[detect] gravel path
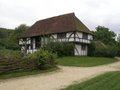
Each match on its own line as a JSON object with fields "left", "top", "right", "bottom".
{"left": 0, "top": 61, "right": 120, "bottom": 90}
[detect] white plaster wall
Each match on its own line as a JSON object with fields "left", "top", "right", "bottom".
{"left": 88, "top": 34, "right": 93, "bottom": 40}
{"left": 66, "top": 32, "right": 74, "bottom": 37}
{"left": 50, "top": 34, "right": 57, "bottom": 42}
{"left": 19, "top": 38, "right": 31, "bottom": 45}
{"left": 28, "top": 50, "right": 33, "bottom": 54}
{"left": 41, "top": 37, "right": 51, "bottom": 44}
{"left": 57, "top": 38, "right": 66, "bottom": 42}
{"left": 76, "top": 32, "right": 82, "bottom": 38}
{"left": 20, "top": 38, "right": 37, "bottom": 54}
{"left": 49, "top": 35, "right": 53, "bottom": 39}
{"left": 52, "top": 34, "right": 57, "bottom": 39}
{"left": 75, "top": 32, "right": 83, "bottom": 42}
{"left": 74, "top": 44, "right": 81, "bottom": 55}
{"left": 76, "top": 32, "right": 93, "bottom": 40}
{"left": 41, "top": 37, "right": 44, "bottom": 44}
{"left": 29, "top": 46, "right": 31, "bottom": 50}
{"left": 26, "top": 38, "right": 30, "bottom": 44}
{"left": 33, "top": 38, "right": 36, "bottom": 49}
{"left": 83, "top": 39, "right": 90, "bottom": 43}
{"left": 21, "top": 46, "right": 25, "bottom": 51}
{"left": 81, "top": 46, "right": 88, "bottom": 55}
{"left": 27, "top": 49, "right": 32, "bottom": 54}
{"left": 74, "top": 44, "right": 88, "bottom": 56}
{"left": 29, "top": 38, "right": 31, "bottom": 44}
{"left": 27, "top": 49, "right": 37, "bottom": 54}
{"left": 19, "top": 39, "right": 26, "bottom": 45}
{"left": 44, "top": 37, "right": 49, "bottom": 44}
{"left": 69, "top": 38, "right": 74, "bottom": 41}
{"left": 33, "top": 49, "right": 37, "bottom": 52}
{"left": 67, "top": 32, "right": 74, "bottom": 41}
{"left": 75, "top": 32, "right": 92, "bottom": 44}
{"left": 19, "top": 39, "right": 23, "bottom": 45}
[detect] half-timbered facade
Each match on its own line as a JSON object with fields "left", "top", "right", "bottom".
{"left": 19, "top": 13, "right": 93, "bottom": 56}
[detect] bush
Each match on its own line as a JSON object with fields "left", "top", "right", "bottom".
{"left": 116, "top": 47, "right": 120, "bottom": 56}
{"left": 0, "top": 49, "right": 22, "bottom": 60}
{"left": 88, "top": 41, "right": 117, "bottom": 58}
{"left": 0, "top": 49, "right": 57, "bottom": 74}
{"left": 88, "top": 42, "right": 95, "bottom": 56}
{"left": 94, "top": 47, "right": 117, "bottom": 58}
{"left": 24, "top": 49, "right": 57, "bottom": 70}
{"left": 42, "top": 42, "right": 74, "bottom": 57}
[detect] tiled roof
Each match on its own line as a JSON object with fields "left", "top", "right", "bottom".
{"left": 20, "top": 13, "right": 92, "bottom": 38}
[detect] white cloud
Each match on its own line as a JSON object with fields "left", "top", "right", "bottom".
{"left": 0, "top": 0, "right": 120, "bottom": 33}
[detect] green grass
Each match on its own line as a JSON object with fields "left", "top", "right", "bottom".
{"left": 57, "top": 56, "right": 117, "bottom": 67}
{"left": 61, "top": 71, "right": 120, "bottom": 90}
{"left": 0, "top": 67, "right": 58, "bottom": 80}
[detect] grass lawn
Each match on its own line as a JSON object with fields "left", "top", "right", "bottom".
{"left": 61, "top": 71, "right": 120, "bottom": 90}
{"left": 0, "top": 67, "right": 58, "bottom": 80}
{"left": 57, "top": 56, "right": 118, "bottom": 67}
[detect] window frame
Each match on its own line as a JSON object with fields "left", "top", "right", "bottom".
{"left": 82, "top": 33, "right": 88, "bottom": 39}
{"left": 57, "top": 33, "right": 66, "bottom": 39}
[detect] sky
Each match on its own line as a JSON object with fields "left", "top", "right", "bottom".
{"left": 0, "top": 0, "right": 120, "bottom": 34}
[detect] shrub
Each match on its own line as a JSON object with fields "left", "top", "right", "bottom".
{"left": 88, "top": 41, "right": 117, "bottom": 58}
{"left": 26, "top": 49, "right": 57, "bottom": 70}
{"left": 88, "top": 42, "right": 95, "bottom": 56}
{"left": 117, "top": 50, "right": 120, "bottom": 56}
{"left": 0, "top": 49, "right": 57, "bottom": 74}
{"left": 42, "top": 42, "right": 74, "bottom": 57}
{"left": 94, "top": 47, "right": 117, "bottom": 58}
{"left": 0, "top": 49, "right": 22, "bottom": 60}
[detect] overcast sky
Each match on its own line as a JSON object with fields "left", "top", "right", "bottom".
{"left": 0, "top": 0, "right": 120, "bottom": 34}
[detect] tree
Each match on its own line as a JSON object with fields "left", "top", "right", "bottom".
{"left": 8, "top": 24, "right": 30, "bottom": 50}
{"left": 117, "top": 35, "right": 120, "bottom": 43}
{"left": 0, "top": 24, "right": 29, "bottom": 50}
{"left": 94, "top": 26, "right": 116, "bottom": 46}
{"left": 14, "top": 24, "right": 29, "bottom": 34}
{"left": 116, "top": 35, "right": 120, "bottom": 48}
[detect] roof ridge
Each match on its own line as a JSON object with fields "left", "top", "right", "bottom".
{"left": 36, "top": 12, "right": 75, "bottom": 23}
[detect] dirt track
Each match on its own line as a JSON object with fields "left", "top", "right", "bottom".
{"left": 0, "top": 61, "right": 120, "bottom": 90}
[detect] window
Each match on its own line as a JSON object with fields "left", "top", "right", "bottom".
{"left": 82, "top": 33, "right": 88, "bottom": 39}
{"left": 81, "top": 45, "right": 86, "bottom": 50}
{"left": 23, "top": 38, "right": 26, "bottom": 41}
{"left": 31, "top": 44, "right": 33, "bottom": 49}
{"left": 27, "top": 45, "right": 29, "bottom": 49}
{"left": 35, "top": 37, "right": 41, "bottom": 49}
{"left": 57, "top": 33, "right": 66, "bottom": 39}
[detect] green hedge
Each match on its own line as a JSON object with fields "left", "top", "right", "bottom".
{"left": 88, "top": 42, "right": 95, "bottom": 56}
{"left": 94, "top": 47, "right": 117, "bottom": 58}
{"left": 88, "top": 42, "right": 117, "bottom": 58}
{"left": 42, "top": 42, "right": 74, "bottom": 57}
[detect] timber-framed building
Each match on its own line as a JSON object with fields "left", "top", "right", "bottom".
{"left": 19, "top": 13, "right": 93, "bottom": 56}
